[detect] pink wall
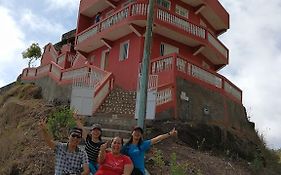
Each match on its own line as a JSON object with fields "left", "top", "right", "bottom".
{"left": 77, "top": 14, "right": 91, "bottom": 34}
{"left": 41, "top": 44, "right": 56, "bottom": 66}
{"left": 87, "top": 33, "right": 143, "bottom": 90}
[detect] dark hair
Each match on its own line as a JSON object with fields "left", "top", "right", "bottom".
{"left": 70, "top": 127, "right": 83, "bottom": 137}
{"left": 89, "top": 130, "right": 102, "bottom": 141}
{"left": 112, "top": 136, "right": 124, "bottom": 146}
{"left": 124, "top": 131, "right": 143, "bottom": 151}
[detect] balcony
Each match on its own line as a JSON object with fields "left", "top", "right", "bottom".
{"left": 76, "top": 2, "right": 228, "bottom": 66}
{"left": 180, "top": 0, "right": 229, "bottom": 32}
{"left": 150, "top": 53, "right": 242, "bottom": 102}
{"left": 80, "top": 0, "right": 119, "bottom": 17}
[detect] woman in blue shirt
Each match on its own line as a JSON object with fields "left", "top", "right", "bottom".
{"left": 122, "top": 126, "right": 177, "bottom": 175}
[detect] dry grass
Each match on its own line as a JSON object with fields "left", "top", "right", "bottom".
{"left": 0, "top": 83, "right": 41, "bottom": 107}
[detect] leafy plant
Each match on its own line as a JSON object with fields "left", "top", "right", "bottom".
{"left": 22, "top": 43, "right": 42, "bottom": 67}
{"left": 170, "top": 153, "right": 188, "bottom": 175}
{"left": 151, "top": 149, "right": 165, "bottom": 174}
{"left": 47, "top": 107, "right": 76, "bottom": 140}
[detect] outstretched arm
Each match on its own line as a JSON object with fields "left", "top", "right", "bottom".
{"left": 151, "top": 128, "right": 177, "bottom": 145}
{"left": 38, "top": 118, "right": 56, "bottom": 150}
{"left": 73, "top": 110, "right": 87, "bottom": 140}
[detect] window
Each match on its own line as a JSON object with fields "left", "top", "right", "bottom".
{"left": 175, "top": 5, "right": 189, "bottom": 18}
{"left": 157, "top": 0, "right": 171, "bottom": 10}
{"left": 160, "top": 43, "right": 165, "bottom": 56}
{"left": 119, "top": 41, "right": 130, "bottom": 61}
{"left": 160, "top": 42, "right": 179, "bottom": 56}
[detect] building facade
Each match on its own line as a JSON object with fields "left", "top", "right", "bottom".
{"left": 21, "top": 0, "right": 247, "bottom": 129}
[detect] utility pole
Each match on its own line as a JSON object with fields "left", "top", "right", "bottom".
{"left": 137, "top": 0, "right": 155, "bottom": 129}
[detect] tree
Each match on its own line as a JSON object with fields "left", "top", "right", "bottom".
{"left": 22, "top": 43, "right": 42, "bottom": 67}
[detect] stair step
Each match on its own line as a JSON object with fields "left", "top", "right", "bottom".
{"left": 84, "top": 127, "right": 132, "bottom": 138}
{"left": 102, "top": 136, "right": 130, "bottom": 143}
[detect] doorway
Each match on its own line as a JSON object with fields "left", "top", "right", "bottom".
{"left": 101, "top": 49, "right": 110, "bottom": 70}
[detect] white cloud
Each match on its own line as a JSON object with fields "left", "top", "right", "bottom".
{"left": 44, "top": 0, "right": 80, "bottom": 11}
{"left": 0, "top": 6, "right": 27, "bottom": 85}
{"left": 0, "top": 6, "right": 25, "bottom": 62}
{"left": 219, "top": 0, "right": 281, "bottom": 149}
{"left": 20, "top": 9, "right": 65, "bottom": 35}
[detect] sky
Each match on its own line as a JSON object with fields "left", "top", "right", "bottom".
{"left": 0, "top": 0, "right": 280, "bottom": 149}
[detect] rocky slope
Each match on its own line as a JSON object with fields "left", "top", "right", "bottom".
{"left": 0, "top": 83, "right": 280, "bottom": 175}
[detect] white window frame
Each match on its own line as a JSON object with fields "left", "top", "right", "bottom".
{"left": 160, "top": 42, "right": 179, "bottom": 56}
{"left": 175, "top": 5, "right": 189, "bottom": 18}
{"left": 119, "top": 40, "right": 130, "bottom": 61}
{"left": 157, "top": 0, "right": 171, "bottom": 10}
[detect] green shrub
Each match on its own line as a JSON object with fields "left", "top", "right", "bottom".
{"left": 47, "top": 107, "right": 76, "bottom": 140}
{"left": 170, "top": 153, "right": 188, "bottom": 175}
{"left": 151, "top": 149, "right": 165, "bottom": 174}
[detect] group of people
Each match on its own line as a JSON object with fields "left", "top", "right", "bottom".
{"left": 39, "top": 112, "right": 177, "bottom": 175}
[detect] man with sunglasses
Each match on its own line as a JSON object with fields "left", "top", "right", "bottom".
{"left": 39, "top": 118, "right": 90, "bottom": 175}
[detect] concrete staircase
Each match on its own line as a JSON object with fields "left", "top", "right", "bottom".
{"left": 84, "top": 113, "right": 136, "bottom": 142}
{"left": 96, "top": 87, "right": 136, "bottom": 115}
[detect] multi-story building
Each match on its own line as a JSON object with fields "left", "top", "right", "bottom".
{"left": 21, "top": 0, "right": 249, "bottom": 130}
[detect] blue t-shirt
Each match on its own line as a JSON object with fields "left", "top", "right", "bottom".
{"left": 122, "top": 140, "right": 151, "bottom": 175}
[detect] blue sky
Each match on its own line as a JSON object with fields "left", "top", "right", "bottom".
{"left": 0, "top": 0, "right": 281, "bottom": 149}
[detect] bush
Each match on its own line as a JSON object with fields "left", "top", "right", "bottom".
{"left": 47, "top": 107, "right": 76, "bottom": 140}
{"left": 170, "top": 153, "right": 188, "bottom": 175}
{"left": 151, "top": 149, "right": 165, "bottom": 174}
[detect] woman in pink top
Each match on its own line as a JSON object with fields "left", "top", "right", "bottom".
{"left": 96, "top": 137, "right": 133, "bottom": 175}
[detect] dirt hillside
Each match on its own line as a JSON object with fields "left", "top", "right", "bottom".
{"left": 0, "top": 83, "right": 280, "bottom": 175}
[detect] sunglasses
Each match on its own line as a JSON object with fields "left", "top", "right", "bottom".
{"left": 71, "top": 134, "right": 81, "bottom": 138}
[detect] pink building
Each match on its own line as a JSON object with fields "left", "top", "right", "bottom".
{"left": 22, "top": 0, "right": 247, "bottom": 128}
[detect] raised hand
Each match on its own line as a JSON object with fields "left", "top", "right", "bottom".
{"left": 72, "top": 109, "right": 80, "bottom": 120}
{"left": 169, "top": 128, "right": 177, "bottom": 137}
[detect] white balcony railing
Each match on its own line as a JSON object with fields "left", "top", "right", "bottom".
{"left": 151, "top": 56, "right": 173, "bottom": 74}
{"left": 131, "top": 3, "right": 148, "bottom": 16}
{"left": 224, "top": 81, "right": 242, "bottom": 101}
{"left": 151, "top": 54, "right": 241, "bottom": 102}
{"left": 77, "top": 25, "right": 99, "bottom": 43}
{"left": 61, "top": 67, "right": 89, "bottom": 80}
{"left": 208, "top": 32, "right": 228, "bottom": 58}
{"left": 156, "top": 88, "right": 172, "bottom": 106}
{"left": 101, "top": 7, "right": 129, "bottom": 31}
{"left": 191, "top": 64, "right": 222, "bottom": 88}
{"left": 157, "top": 9, "right": 206, "bottom": 39}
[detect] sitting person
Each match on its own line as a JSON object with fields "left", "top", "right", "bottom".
{"left": 95, "top": 137, "right": 133, "bottom": 175}
{"left": 73, "top": 112, "right": 104, "bottom": 174}
{"left": 122, "top": 126, "right": 177, "bottom": 175}
{"left": 38, "top": 118, "right": 90, "bottom": 175}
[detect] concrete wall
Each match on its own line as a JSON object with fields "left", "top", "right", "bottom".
{"left": 22, "top": 76, "right": 72, "bottom": 103}
{"left": 175, "top": 77, "right": 252, "bottom": 132}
